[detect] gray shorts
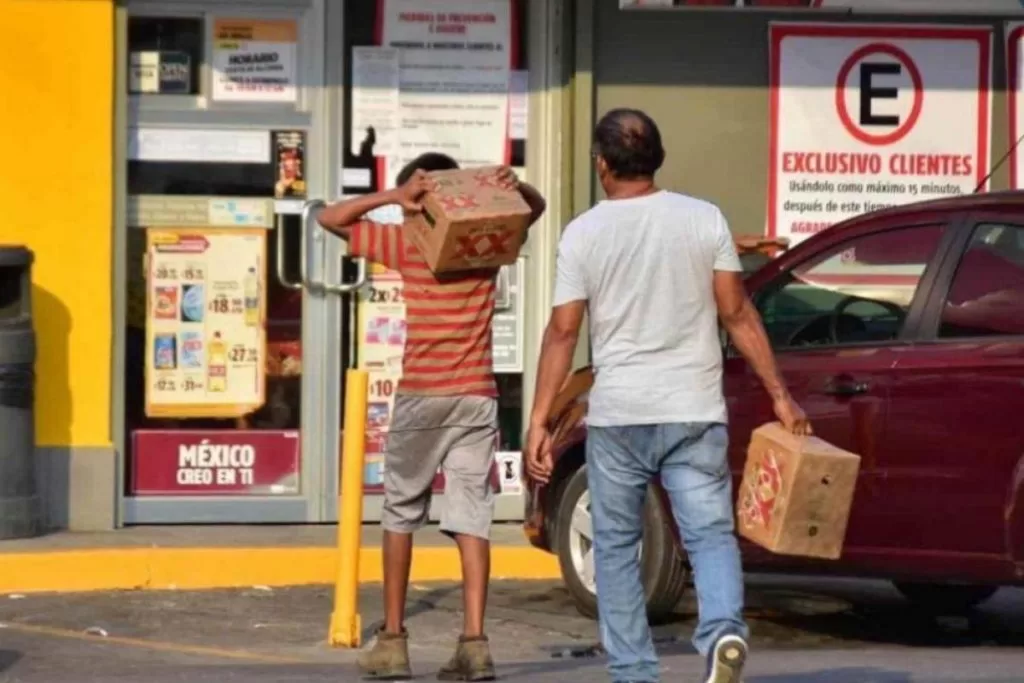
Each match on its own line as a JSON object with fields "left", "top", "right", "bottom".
{"left": 381, "top": 394, "right": 498, "bottom": 540}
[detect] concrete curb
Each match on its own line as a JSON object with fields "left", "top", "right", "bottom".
{"left": 0, "top": 546, "right": 562, "bottom": 594}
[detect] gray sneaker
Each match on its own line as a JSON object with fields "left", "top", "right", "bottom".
{"left": 703, "top": 633, "right": 747, "bottom": 683}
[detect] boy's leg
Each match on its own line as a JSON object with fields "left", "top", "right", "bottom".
{"left": 359, "top": 397, "right": 449, "bottom": 679}
{"left": 436, "top": 396, "right": 498, "bottom": 680}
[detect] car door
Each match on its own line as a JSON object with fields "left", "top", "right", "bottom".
{"left": 879, "top": 214, "right": 1024, "bottom": 563}
{"left": 724, "top": 219, "right": 952, "bottom": 563}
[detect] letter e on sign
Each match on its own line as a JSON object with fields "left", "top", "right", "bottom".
{"left": 835, "top": 43, "right": 923, "bottom": 146}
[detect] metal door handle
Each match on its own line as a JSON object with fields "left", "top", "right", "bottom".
{"left": 824, "top": 379, "right": 869, "bottom": 396}
{"left": 274, "top": 213, "right": 302, "bottom": 291}
{"left": 301, "top": 199, "right": 368, "bottom": 294}
{"left": 300, "top": 199, "right": 324, "bottom": 290}
{"left": 321, "top": 256, "right": 367, "bottom": 294}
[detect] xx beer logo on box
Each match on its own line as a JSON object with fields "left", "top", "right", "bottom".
{"left": 767, "top": 23, "right": 992, "bottom": 246}
{"left": 738, "top": 449, "right": 785, "bottom": 530}
{"left": 437, "top": 193, "right": 481, "bottom": 212}
{"left": 453, "top": 230, "right": 515, "bottom": 262}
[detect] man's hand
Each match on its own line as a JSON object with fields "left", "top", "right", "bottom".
{"left": 496, "top": 165, "right": 520, "bottom": 192}
{"left": 396, "top": 169, "right": 433, "bottom": 212}
{"left": 773, "top": 391, "right": 812, "bottom": 436}
{"left": 524, "top": 422, "right": 554, "bottom": 484}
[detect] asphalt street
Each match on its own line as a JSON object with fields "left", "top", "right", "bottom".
{"left": 0, "top": 576, "right": 1022, "bottom": 682}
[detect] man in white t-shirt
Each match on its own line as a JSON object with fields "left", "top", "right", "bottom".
{"left": 526, "top": 109, "right": 810, "bottom": 683}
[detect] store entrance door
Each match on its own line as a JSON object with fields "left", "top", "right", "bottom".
{"left": 121, "top": 0, "right": 353, "bottom": 524}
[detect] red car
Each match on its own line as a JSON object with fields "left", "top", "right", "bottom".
{"left": 524, "top": 191, "right": 1024, "bottom": 620}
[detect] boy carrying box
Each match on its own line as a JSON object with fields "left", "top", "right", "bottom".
{"left": 317, "top": 153, "right": 546, "bottom": 680}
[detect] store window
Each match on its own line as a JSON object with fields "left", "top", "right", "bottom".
{"left": 939, "top": 223, "right": 1024, "bottom": 338}
{"left": 128, "top": 16, "right": 203, "bottom": 96}
{"left": 757, "top": 225, "right": 944, "bottom": 349}
{"left": 124, "top": 6, "right": 309, "bottom": 504}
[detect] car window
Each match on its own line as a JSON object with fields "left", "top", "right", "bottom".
{"left": 938, "top": 223, "right": 1024, "bottom": 338}
{"left": 756, "top": 224, "right": 945, "bottom": 349}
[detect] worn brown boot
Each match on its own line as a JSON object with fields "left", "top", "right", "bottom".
{"left": 437, "top": 635, "right": 496, "bottom": 681}
{"left": 357, "top": 628, "right": 412, "bottom": 680}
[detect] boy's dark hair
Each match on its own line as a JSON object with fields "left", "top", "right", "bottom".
{"left": 395, "top": 152, "right": 459, "bottom": 186}
{"left": 592, "top": 108, "right": 665, "bottom": 180}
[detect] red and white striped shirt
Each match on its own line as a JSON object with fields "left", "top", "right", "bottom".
{"left": 350, "top": 220, "right": 498, "bottom": 398}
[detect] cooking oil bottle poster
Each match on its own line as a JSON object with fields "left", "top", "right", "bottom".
{"left": 144, "top": 228, "right": 267, "bottom": 418}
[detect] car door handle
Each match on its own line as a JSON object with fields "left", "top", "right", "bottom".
{"left": 823, "top": 378, "right": 870, "bottom": 396}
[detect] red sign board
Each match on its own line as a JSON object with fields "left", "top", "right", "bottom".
{"left": 131, "top": 430, "right": 301, "bottom": 496}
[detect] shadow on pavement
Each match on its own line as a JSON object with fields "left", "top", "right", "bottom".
{"left": 0, "top": 650, "right": 22, "bottom": 673}
{"left": 740, "top": 579, "right": 1024, "bottom": 649}
{"left": 749, "top": 668, "right": 912, "bottom": 683}
{"left": 359, "top": 583, "right": 463, "bottom": 643}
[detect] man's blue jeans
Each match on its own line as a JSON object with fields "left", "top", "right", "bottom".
{"left": 586, "top": 422, "right": 748, "bottom": 682}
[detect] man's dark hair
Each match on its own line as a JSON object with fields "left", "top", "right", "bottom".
{"left": 592, "top": 108, "right": 665, "bottom": 179}
{"left": 395, "top": 152, "right": 459, "bottom": 186}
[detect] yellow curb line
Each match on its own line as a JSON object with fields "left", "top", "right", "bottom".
{"left": 1, "top": 622, "right": 307, "bottom": 664}
{"left": 0, "top": 546, "right": 561, "bottom": 594}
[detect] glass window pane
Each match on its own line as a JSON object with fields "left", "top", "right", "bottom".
{"left": 128, "top": 16, "right": 203, "bottom": 96}
{"left": 758, "top": 224, "right": 944, "bottom": 349}
{"left": 939, "top": 223, "right": 1024, "bottom": 338}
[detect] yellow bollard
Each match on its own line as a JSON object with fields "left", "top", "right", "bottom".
{"left": 329, "top": 368, "right": 369, "bottom": 648}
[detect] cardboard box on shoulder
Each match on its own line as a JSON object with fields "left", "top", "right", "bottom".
{"left": 736, "top": 423, "right": 861, "bottom": 560}
{"left": 406, "top": 166, "right": 532, "bottom": 273}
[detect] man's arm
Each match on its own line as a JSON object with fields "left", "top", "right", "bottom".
{"left": 714, "top": 270, "right": 811, "bottom": 434}
{"left": 714, "top": 270, "right": 786, "bottom": 398}
{"left": 529, "top": 301, "right": 586, "bottom": 429}
{"left": 316, "top": 189, "right": 402, "bottom": 241}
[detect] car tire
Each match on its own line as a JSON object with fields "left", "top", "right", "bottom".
{"left": 893, "top": 581, "right": 999, "bottom": 613}
{"left": 554, "top": 466, "right": 689, "bottom": 622}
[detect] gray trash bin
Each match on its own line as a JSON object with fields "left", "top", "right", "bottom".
{"left": 0, "top": 245, "right": 40, "bottom": 539}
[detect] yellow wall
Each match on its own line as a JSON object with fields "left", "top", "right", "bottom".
{"left": 0, "top": 0, "right": 114, "bottom": 447}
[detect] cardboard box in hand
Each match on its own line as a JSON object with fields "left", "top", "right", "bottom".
{"left": 736, "top": 423, "right": 860, "bottom": 560}
{"left": 406, "top": 166, "right": 532, "bottom": 273}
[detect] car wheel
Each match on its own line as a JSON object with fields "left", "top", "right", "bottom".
{"left": 554, "top": 466, "right": 689, "bottom": 622}
{"left": 893, "top": 582, "right": 999, "bottom": 613}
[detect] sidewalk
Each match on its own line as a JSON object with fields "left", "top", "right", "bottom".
{"left": 0, "top": 523, "right": 559, "bottom": 594}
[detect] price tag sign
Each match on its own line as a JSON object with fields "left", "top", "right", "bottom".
{"left": 144, "top": 228, "right": 267, "bottom": 418}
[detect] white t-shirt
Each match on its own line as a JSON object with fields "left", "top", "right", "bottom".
{"left": 552, "top": 190, "right": 742, "bottom": 427}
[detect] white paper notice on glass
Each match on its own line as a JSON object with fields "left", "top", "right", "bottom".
{"left": 128, "top": 128, "right": 271, "bottom": 164}
{"left": 351, "top": 47, "right": 400, "bottom": 157}
{"left": 509, "top": 71, "right": 528, "bottom": 141}
{"left": 211, "top": 18, "right": 298, "bottom": 103}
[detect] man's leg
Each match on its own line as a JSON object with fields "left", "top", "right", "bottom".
{"left": 657, "top": 423, "right": 747, "bottom": 657}
{"left": 437, "top": 396, "right": 498, "bottom": 680}
{"left": 586, "top": 425, "right": 660, "bottom": 683}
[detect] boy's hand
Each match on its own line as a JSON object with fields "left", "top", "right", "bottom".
{"left": 496, "top": 166, "right": 520, "bottom": 191}
{"left": 395, "top": 169, "right": 433, "bottom": 212}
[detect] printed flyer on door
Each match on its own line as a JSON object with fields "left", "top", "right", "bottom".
{"left": 357, "top": 271, "right": 406, "bottom": 491}
{"left": 376, "top": 0, "right": 514, "bottom": 185}
{"left": 213, "top": 18, "right": 298, "bottom": 103}
{"left": 767, "top": 23, "right": 991, "bottom": 246}
{"left": 145, "top": 228, "right": 267, "bottom": 418}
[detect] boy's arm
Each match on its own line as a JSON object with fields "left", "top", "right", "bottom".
{"left": 518, "top": 181, "right": 547, "bottom": 226}
{"left": 316, "top": 189, "right": 402, "bottom": 242}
